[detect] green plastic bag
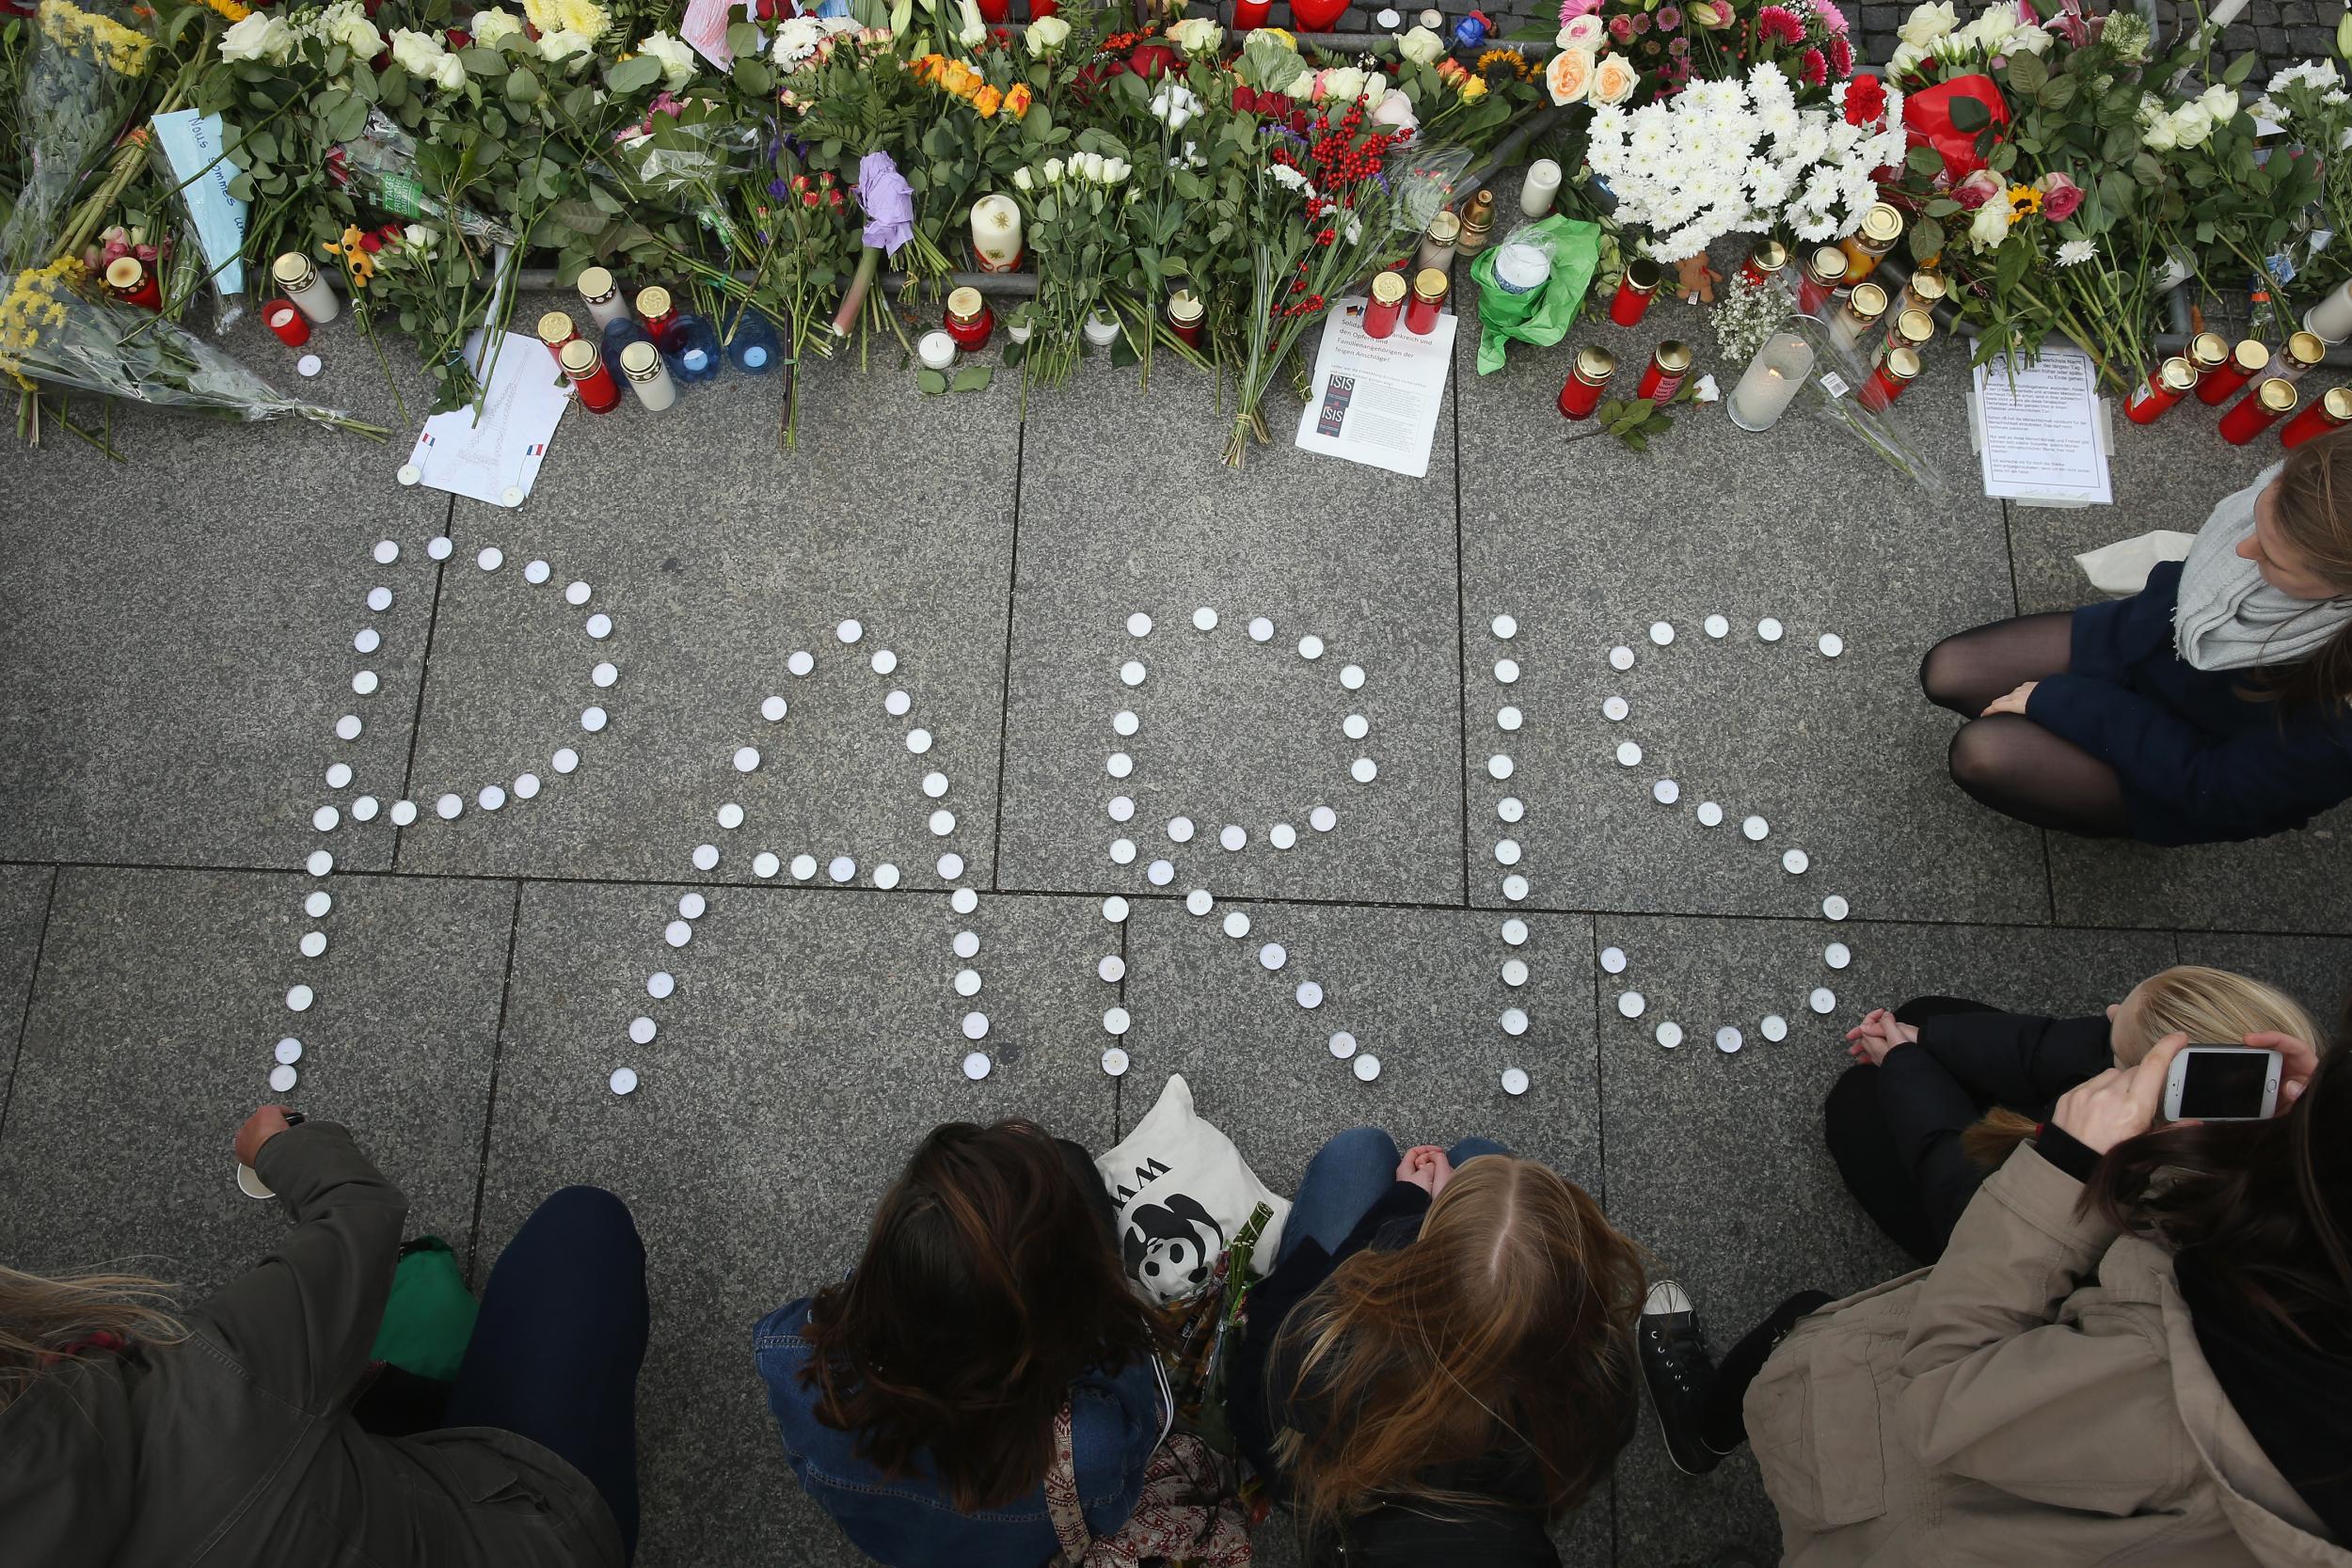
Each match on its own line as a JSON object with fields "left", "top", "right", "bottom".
{"left": 1469, "top": 216, "right": 1602, "bottom": 376}
{"left": 369, "top": 1236, "right": 480, "bottom": 1381}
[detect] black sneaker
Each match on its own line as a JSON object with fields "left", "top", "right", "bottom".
{"left": 1640, "top": 1279, "right": 1726, "bottom": 1477}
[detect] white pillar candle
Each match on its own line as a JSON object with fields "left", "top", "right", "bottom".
{"left": 577, "top": 265, "right": 629, "bottom": 329}
{"left": 1083, "top": 310, "right": 1121, "bottom": 347}
{"left": 971, "top": 195, "right": 1024, "bottom": 273}
{"left": 1726, "top": 329, "right": 1815, "bottom": 433}
{"left": 272, "top": 252, "right": 341, "bottom": 324}
{"left": 2205, "top": 0, "right": 2248, "bottom": 28}
{"left": 619, "top": 341, "right": 675, "bottom": 411}
{"left": 916, "top": 330, "right": 958, "bottom": 371}
{"left": 1518, "top": 158, "right": 1562, "bottom": 219}
{"left": 2307, "top": 278, "right": 2352, "bottom": 345}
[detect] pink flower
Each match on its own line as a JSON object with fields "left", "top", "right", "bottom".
{"left": 1827, "top": 35, "right": 1851, "bottom": 73}
{"left": 2036, "top": 171, "right": 2084, "bottom": 221}
{"left": 1808, "top": 0, "right": 1848, "bottom": 32}
{"left": 1800, "top": 45, "right": 1826, "bottom": 84}
{"left": 1630, "top": 10, "right": 1650, "bottom": 31}
{"left": 1657, "top": 4, "right": 1681, "bottom": 26}
{"left": 1952, "top": 168, "right": 2004, "bottom": 210}
{"left": 1608, "top": 11, "right": 1635, "bottom": 40}
{"left": 1755, "top": 5, "right": 1804, "bottom": 45}
{"left": 1558, "top": 0, "right": 1600, "bottom": 19}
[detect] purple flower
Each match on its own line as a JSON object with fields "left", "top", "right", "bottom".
{"left": 1630, "top": 10, "right": 1651, "bottom": 31}
{"left": 853, "top": 150, "right": 914, "bottom": 257}
{"left": 769, "top": 177, "right": 792, "bottom": 198}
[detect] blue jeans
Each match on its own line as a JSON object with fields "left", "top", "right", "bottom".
{"left": 442, "top": 1186, "right": 649, "bottom": 1559}
{"left": 1278, "top": 1128, "right": 1509, "bottom": 1265}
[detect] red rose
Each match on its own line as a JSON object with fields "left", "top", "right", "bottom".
{"left": 445, "top": 27, "right": 469, "bottom": 46}
{"left": 358, "top": 231, "right": 384, "bottom": 252}
{"left": 1127, "top": 40, "right": 1179, "bottom": 78}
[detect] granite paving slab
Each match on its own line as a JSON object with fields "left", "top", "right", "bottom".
{"left": 395, "top": 310, "right": 1022, "bottom": 891}
{"left": 2175, "top": 930, "right": 2352, "bottom": 1037}
{"left": 0, "top": 866, "right": 511, "bottom": 1299}
{"left": 1597, "top": 913, "right": 2176, "bottom": 1566}
{"left": 0, "top": 311, "right": 445, "bottom": 871}
{"left": 0, "top": 866, "right": 56, "bottom": 1119}
{"left": 472, "top": 879, "right": 1118, "bottom": 1568}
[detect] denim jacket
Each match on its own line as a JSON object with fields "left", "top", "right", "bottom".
{"left": 753, "top": 1296, "right": 1168, "bottom": 1568}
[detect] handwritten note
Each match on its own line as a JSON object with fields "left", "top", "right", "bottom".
{"left": 151, "top": 110, "right": 248, "bottom": 296}
{"left": 1970, "top": 344, "right": 2112, "bottom": 507}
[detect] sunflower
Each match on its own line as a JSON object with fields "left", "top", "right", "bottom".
{"left": 2006, "top": 183, "right": 2042, "bottom": 219}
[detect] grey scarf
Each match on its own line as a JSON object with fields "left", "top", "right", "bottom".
{"left": 2172, "top": 462, "right": 2352, "bottom": 672}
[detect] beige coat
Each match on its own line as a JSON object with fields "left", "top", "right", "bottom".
{"left": 1745, "top": 1141, "right": 2352, "bottom": 1568}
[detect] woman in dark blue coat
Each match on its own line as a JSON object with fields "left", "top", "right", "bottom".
{"left": 1922, "top": 437, "right": 2352, "bottom": 844}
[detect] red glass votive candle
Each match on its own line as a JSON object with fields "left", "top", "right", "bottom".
{"left": 1608, "top": 258, "right": 1661, "bottom": 327}
{"left": 1558, "top": 345, "right": 1615, "bottom": 420}
{"left": 635, "top": 285, "right": 679, "bottom": 352}
{"left": 2218, "top": 377, "right": 2297, "bottom": 444}
{"left": 1406, "top": 268, "right": 1449, "bottom": 335}
{"left": 1635, "top": 340, "right": 1692, "bottom": 403}
{"left": 2281, "top": 386, "right": 2352, "bottom": 448}
{"left": 1232, "top": 0, "right": 1270, "bottom": 26}
{"left": 1363, "top": 271, "right": 1406, "bottom": 340}
{"left": 1740, "top": 240, "right": 1788, "bottom": 290}
{"left": 1794, "top": 245, "right": 1847, "bottom": 317}
{"left": 1856, "top": 346, "right": 1920, "bottom": 412}
{"left": 1166, "top": 290, "right": 1203, "bottom": 348}
{"left": 559, "top": 338, "right": 624, "bottom": 414}
{"left": 263, "top": 298, "right": 311, "bottom": 347}
{"left": 2198, "top": 339, "right": 2267, "bottom": 405}
{"left": 536, "top": 309, "right": 579, "bottom": 365}
{"left": 103, "top": 257, "right": 163, "bottom": 311}
{"left": 945, "top": 286, "right": 994, "bottom": 352}
{"left": 2124, "top": 357, "right": 2196, "bottom": 426}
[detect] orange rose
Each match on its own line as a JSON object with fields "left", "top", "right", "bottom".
{"left": 1545, "top": 45, "right": 1594, "bottom": 105}
{"left": 1004, "top": 81, "right": 1032, "bottom": 119}
{"left": 974, "top": 84, "right": 1003, "bottom": 117}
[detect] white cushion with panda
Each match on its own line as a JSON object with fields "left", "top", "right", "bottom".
{"left": 1094, "top": 1073, "right": 1291, "bottom": 1306}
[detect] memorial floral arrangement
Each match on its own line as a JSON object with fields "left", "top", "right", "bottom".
{"left": 2170, "top": 55, "right": 2352, "bottom": 335}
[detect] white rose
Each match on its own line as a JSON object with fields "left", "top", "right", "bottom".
{"left": 1013, "top": 166, "right": 1034, "bottom": 191}
{"left": 1591, "top": 51, "right": 1639, "bottom": 105}
{"left": 1321, "top": 65, "right": 1367, "bottom": 102}
{"left": 1968, "top": 198, "right": 2010, "bottom": 247}
{"left": 2169, "top": 101, "right": 2216, "bottom": 145}
{"left": 1895, "top": 0, "right": 1955, "bottom": 46}
{"left": 1025, "top": 13, "right": 1070, "bottom": 51}
{"left": 537, "top": 26, "right": 594, "bottom": 59}
{"left": 1886, "top": 39, "right": 1927, "bottom": 74}
{"left": 2142, "top": 111, "right": 2179, "bottom": 150}
{"left": 323, "top": 1, "right": 384, "bottom": 57}
{"left": 635, "top": 29, "right": 696, "bottom": 89}
{"left": 1371, "top": 86, "right": 1417, "bottom": 128}
{"left": 403, "top": 223, "right": 436, "bottom": 249}
{"left": 1082, "top": 150, "right": 1105, "bottom": 182}
{"left": 2201, "top": 81, "right": 2239, "bottom": 119}
{"left": 2003, "top": 24, "right": 2052, "bottom": 53}
{"left": 1365, "top": 70, "right": 1387, "bottom": 99}
{"left": 1556, "top": 15, "right": 1604, "bottom": 50}
{"left": 469, "top": 8, "right": 524, "bottom": 45}
{"left": 1397, "top": 24, "right": 1443, "bottom": 63}
{"left": 429, "top": 51, "right": 467, "bottom": 88}
{"left": 219, "top": 11, "right": 295, "bottom": 62}
{"left": 1975, "top": 3, "right": 2022, "bottom": 38}
{"left": 1044, "top": 156, "right": 1065, "bottom": 182}
{"left": 1168, "top": 16, "right": 1223, "bottom": 55}
{"left": 389, "top": 27, "right": 450, "bottom": 76}
{"left": 957, "top": 0, "right": 984, "bottom": 47}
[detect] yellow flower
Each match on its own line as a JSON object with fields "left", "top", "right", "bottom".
{"left": 1004, "top": 81, "right": 1032, "bottom": 119}
{"left": 37, "top": 0, "right": 154, "bottom": 75}
{"left": 1461, "top": 74, "right": 1488, "bottom": 100}
{"left": 205, "top": 0, "right": 251, "bottom": 22}
{"left": 2007, "top": 183, "right": 2042, "bottom": 219}
{"left": 555, "top": 0, "right": 610, "bottom": 43}
{"left": 973, "top": 84, "right": 1002, "bottom": 117}
{"left": 0, "top": 258, "right": 88, "bottom": 389}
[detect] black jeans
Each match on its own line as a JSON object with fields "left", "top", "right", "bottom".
{"left": 442, "top": 1186, "right": 650, "bottom": 1558}
{"left": 1822, "top": 995, "right": 2000, "bottom": 1267}
{"left": 1700, "top": 1290, "right": 1836, "bottom": 1453}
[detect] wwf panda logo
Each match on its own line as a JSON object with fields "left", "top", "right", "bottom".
{"left": 1120, "top": 1192, "right": 1227, "bottom": 1305}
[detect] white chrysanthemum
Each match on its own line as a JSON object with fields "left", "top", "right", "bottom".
{"left": 2056, "top": 239, "right": 2097, "bottom": 266}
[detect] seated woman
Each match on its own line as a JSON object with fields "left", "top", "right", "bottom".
{"left": 2, "top": 1105, "right": 649, "bottom": 1567}
{"left": 753, "top": 1120, "right": 1164, "bottom": 1568}
{"left": 1227, "top": 1128, "right": 1645, "bottom": 1567}
{"left": 1831, "top": 965, "right": 2315, "bottom": 1263}
{"left": 1920, "top": 436, "right": 2352, "bottom": 843}
{"left": 1638, "top": 1027, "right": 2349, "bottom": 1566}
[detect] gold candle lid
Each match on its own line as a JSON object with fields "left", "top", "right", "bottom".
{"left": 619, "top": 340, "right": 661, "bottom": 381}
{"left": 1167, "top": 289, "right": 1203, "bottom": 325}
{"left": 1904, "top": 269, "right": 1948, "bottom": 305}
{"left": 1858, "top": 202, "right": 1904, "bottom": 245}
{"left": 2256, "top": 377, "right": 2299, "bottom": 413}
{"left": 1844, "top": 282, "right": 1888, "bottom": 322}
{"left": 2189, "top": 331, "right": 2230, "bottom": 371}
{"left": 1425, "top": 211, "right": 1461, "bottom": 245}
{"left": 1623, "top": 257, "right": 1662, "bottom": 293}
{"left": 1574, "top": 344, "right": 1617, "bottom": 382}
{"left": 558, "top": 338, "right": 599, "bottom": 377}
{"left": 2322, "top": 386, "right": 2352, "bottom": 420}
{"left": 1880, "top": 345, "right": 1922, "bottom": 382}
{"left": 2231, "top": 339, "right": 2270, "bottom": 375}
{"left": 1748, "top": 239, "right": 1789, "bottom": 275}
{"left": 635, "top": 285, "right": 673, "bottom": 318}
{"left": 1370, "top": 270, "right": 1408, "bottom": 307}
{"left": 1806, "top": 245, "right": 1848, "bottom": 284}
{"left": 1892, "top": 308, "right": 1933, "bottom": 347}
{"left": 2154, "top": 356, "right": 2198, "bottom": 393}
{"left": 946, "top": 285, "right": 986, "bottom": 325}
{"left": 577, "top": 264, "right": 615, "bottom": 301}
{"left": 272, "top": 251, "right": 317, "bottom": 287}
{"left": 2286, "top": 330, "right": 2326, "bottom": 368}
{"left": 1652, "top": 339, "right": 1693, "bottom": 373}
{"left": 536, "top": 309, "right": 575, "bottom": 346}
{"left": 104, "top": 256, "right": 146, "bottom": 290}
{"left": 1413, "top": 267, "right": 1451, "bottom": 303}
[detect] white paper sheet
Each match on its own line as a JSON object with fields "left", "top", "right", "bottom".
{"left": 404, "top": 330, "right": 572, "bottom": 508}
{"left": 1969, "top": 344, "right": 2112, "bottom": 506}
{"left": 1293, "top": 295, "right": 1456, "bottom": 479}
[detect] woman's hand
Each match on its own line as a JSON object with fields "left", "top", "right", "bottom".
{"left": 1397, "top": 1145, "right": 1454, "bottom": 1196}
{"left": 1980, "top": 680, "right": 2038, "bottom": 718}
{"left": 2245, "top": 1030, "right": 2322, "bottom": 1108}
{"left": 1845, "top": 1007, "right": 1920, "bottom": 1065}
{"left": 2052, "top": 1032, "right": 2194, "bottom": 1154}
{"left": 235, "top": 1104, "right": 296, "bottom": 1169}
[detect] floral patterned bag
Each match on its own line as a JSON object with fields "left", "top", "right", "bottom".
{"left": 1043, "top": 1402, "right": 1252, "bottom": 1568}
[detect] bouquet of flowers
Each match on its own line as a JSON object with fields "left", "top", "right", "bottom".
{"left": 1585, "top": 65, "right": 1904, "bottom": 260}
{"left": 1012, "top": 145, "right": 1137, "bottom": 384}
{"left": 2171, "top": 56, "right": 2351, "bottom": 329}
{"left": 1, "top": 0, "right": 156, "bottom": 273}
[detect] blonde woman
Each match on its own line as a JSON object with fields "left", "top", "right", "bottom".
{"left": 1, "top": 1106, "right": 648, "bottom": 1567}
{"left": 1829, "top": 967, "right": 2316, "bottom": 1263}
{"left": 1225, "top": 1129, "right": 1645, "bottom": 1566}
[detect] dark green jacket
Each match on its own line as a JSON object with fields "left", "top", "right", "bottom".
{"left": 0, "top": 1120, "right": 622, "bottom": 1568}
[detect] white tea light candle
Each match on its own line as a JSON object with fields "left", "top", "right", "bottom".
{"left": 916, "top": 330, "right": 957, "bottom": 371}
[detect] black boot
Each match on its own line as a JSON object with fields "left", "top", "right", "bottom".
{"left": 1639, "top": 1279, "right": 1727, "bottom": 1477}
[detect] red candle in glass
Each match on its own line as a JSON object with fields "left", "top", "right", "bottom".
{"left": 1406, "top": 268, "right": 1449, "bottom": 335}
{"left": 103, "top": 256, "right": 163, "bottom": 311}
{"left": 560, "top": 338, "right": 624, "bottom": 414}
{"left": 2281, "top": 386, "right": 2352, "bottom": 448}
{"left": 1794, "top": 245, "right": 1847, "bottom": 317}
{"left": 1608, "top": 258, "right": 1661, "bottom": 327}
{"left": 263, "top": 298, "right": 311, "bottom": 347}
{"left": 1856, "top": 346, "right": 1919, "bottom": 412}
{"left": 945, "top": 286, "right": 994, "bottom": 352}
{"left": 2218, "top": 378, "right": 2297, "bottom": 444}
{"left": 1635, "top": 340, "right": 1692, "bottom": 403}
{"left": 1166, "top": 290, "right": 1204, "bottom": 348}
{"left": 1740, "top": 240, "right": 1788, "bottom": 290}
{"left": 635, "top": 285, "right": 680, "bottom": 352}
{"left": 536, "top": 309, "right": 579, "bottom": 365}
{"left": 2197, "top": 339, "right": 2267, "bottom": 405}
{"left": 1558, "top": 346, "right": 1615, "bottom": 420}
{"left": 1028, "top": 0, "right": 1057, "bottom": 14}
{"left": 1233, "top": 0, "right": 1272, "bottom": 26}
{"left": 2124, "top": 357, "right": 2196, "bottom": 426}
{"left": 1362, "top": 271, "right": 1406, "bottom": 340}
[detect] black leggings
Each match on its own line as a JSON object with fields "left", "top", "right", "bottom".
{"left": 1822, "top": 996, "right": 2002, "bottom": 1267}
{"left": 1919, "top": 611, "right": 2131, "bottom": 837}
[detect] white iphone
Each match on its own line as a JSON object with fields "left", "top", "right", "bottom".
{"left": 2162, "top": 1046, "right": 2283, "bottom": 1122}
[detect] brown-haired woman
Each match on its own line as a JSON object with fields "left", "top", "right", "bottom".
{"left": 1827, "top": 966, "right": 2316, "bottom": 1263}
{"left": 753, "top": 1119, "right": 1166, "bottom": 1568}
{"left": 1226, "top": 1128, "right": 1645, "bottom": 1567}
{"left": 1643, "top": 1026, "right": 2352, "bottom": 1566}
{"left": 1920, "top": 435, "right": 2352, "bottom": 843}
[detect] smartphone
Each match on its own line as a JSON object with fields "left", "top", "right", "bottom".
{"left": 2162, "top": 1046, "right": 2283, "bottom": 1122}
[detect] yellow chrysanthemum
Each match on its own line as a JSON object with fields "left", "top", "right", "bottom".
{"left": 36, "top": 0, "right": 154, "bottom": 75}
{"left": 555, "top": 0, "right": 610, "bottom": 42}
{"left": 0, "top": 258, "right": 89, "bottom": 389}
